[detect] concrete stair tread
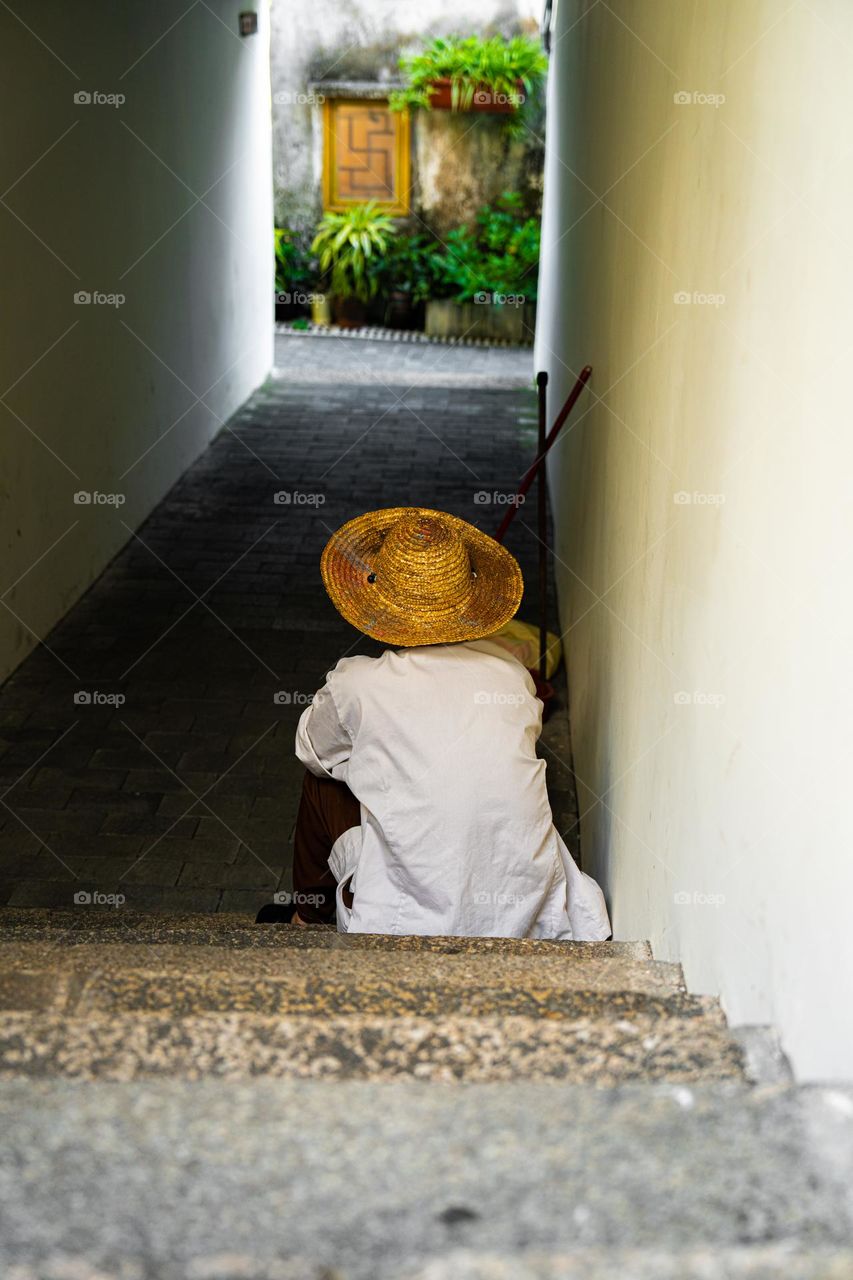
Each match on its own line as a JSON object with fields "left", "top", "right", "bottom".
{"left": 398, "top": 1249, "right": 853, "bottom": 1279}
{"left": 1, "top": 1250, "right": 851, "bottom": 1280}
{"left": 0, "top": 942, "right": 686, "bottom": 1001}
{"left": 0, "top": 907, "right": 646, "bottom": 956}
{"left": 0, "top": 1010, "right": 745, "bottom": 1082}
{"left": 0, "top": 968, "right": 705, "bottom": 1018}
{"left": 0, "top": 1080, "right": 850, "bottom": 1278}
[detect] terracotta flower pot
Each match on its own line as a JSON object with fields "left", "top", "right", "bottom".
{"left": 427, "top": 77, "right": 523, "bottom": 114}
{"left": 332, "top": 296, "right": 368, "bottom": 328}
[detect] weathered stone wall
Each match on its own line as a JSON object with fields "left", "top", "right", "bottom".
{"left": 270, "top": 0, "right": 544, "bottom": 236}
{"left": 414, "top": 111, "right": 537, "bottom": 237}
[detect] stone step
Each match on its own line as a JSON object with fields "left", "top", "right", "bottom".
{"left": 0, "top": 968, "right": 700, "bottom": 1018}
{"left": 0, "top": 941, "right": 686, "bottom": 1000}
{"left": 0, "top": 1008, "right": 745, "bottom": 1082}
{"left": 0, "top": 1080, "right": 850, "bottom": 1278}
{"left": 406, "top": 1249, "right": 853, "bottom": 1279}
{"left": 5, "top": 1250, "right": 839, "bottom": 1280}
{"left": 2, "top": 1251, "right": 851, "bottom": 1280}
{"left": 0, "top": 906, "right": 647, "bottom": 957}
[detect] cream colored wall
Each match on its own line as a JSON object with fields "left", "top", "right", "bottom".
{"left": 0, "top": 2, "right": 273, "bottom": 681}
{"left": 536, "top": 0, "right": 853, "bottom": 1079}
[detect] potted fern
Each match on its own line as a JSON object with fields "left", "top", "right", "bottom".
{"left": 311, "top": 202, "right": 397, "bottom": 327}
{"left": 389, "top": 34, "right": 547, "bottom": 118}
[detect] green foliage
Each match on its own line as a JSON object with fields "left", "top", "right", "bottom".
{"left": 274, "top": 227, "right": 315, "bottom": 293}
{"left": 310, "top": 203, "right": 397, "bottom": 302}
{"left": 389, "top": 34, "right": 547, "bottom": 113}
{"left": 304, "top": 193, "right": 540, "bottom": 312}
{"left": 368, "top": 233, "right": 442, "bottom": 303}
{"left": 431, "top": 192, "right": 540, "bottom": 303}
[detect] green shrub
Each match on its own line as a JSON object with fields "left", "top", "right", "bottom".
{"left": 432, "top": 192, "right": 540, "bottom": 303}
{"left": 368, "top": 232, "right": 443, "bottom": 303}
{"left": 310, "top": 203, "right": 397, "bottom": 302}
{"left": 274, "top": 227, "right": 315, "bottom": 294}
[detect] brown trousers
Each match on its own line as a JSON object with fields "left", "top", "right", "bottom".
{"left": 292, "top": 769, "right": 360, "bottom": 923}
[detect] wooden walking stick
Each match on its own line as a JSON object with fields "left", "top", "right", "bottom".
{"left": 491, "top": 365, "right": 592, "bottom": 709}
{"left": 494, "top": 364, "right": 592, "bottom": 545}
{"left": 537, "top": 370, "right": 548, "bottom": 680}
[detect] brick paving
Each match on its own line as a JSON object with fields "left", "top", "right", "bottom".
{"left": 0, "top": 336, "right": 580, "bottom": 915}
{"left": 272, "top": 330, "right": 535, "bottom": 387}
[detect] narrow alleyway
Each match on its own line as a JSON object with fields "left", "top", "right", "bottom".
{"left": 0, "top": 335, "right": 580, "bottom": 915}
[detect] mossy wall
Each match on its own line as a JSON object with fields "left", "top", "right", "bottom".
{"left": 270, "top": 0, "right": 544, "bottom": 237}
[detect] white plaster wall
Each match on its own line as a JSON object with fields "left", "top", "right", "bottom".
{"left": 0, "top": 1, "right": 273, "bottom": 681}
{"left": 536, "top": 0, "right": 853, "bottom": 1080}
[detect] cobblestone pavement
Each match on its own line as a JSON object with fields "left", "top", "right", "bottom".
{"left": 273, "top": 329, "right": 534, "bottom": 387}
{"left": 0, "top": 337, "right": 579, "bottom": 915}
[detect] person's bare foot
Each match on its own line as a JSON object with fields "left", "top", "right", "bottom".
{"left": 254, "top": 903, "right": 309, "bottom": 925}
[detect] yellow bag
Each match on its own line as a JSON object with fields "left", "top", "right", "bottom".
{"left": 489, "top": 618, "right": 562, "bottom": 678}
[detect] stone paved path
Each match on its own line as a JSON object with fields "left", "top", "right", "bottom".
{"left": 273, "top": 329, "right": 534, "bottom": 388}
{"left": 0, "top": 335, "right": 578, "bottom": 915}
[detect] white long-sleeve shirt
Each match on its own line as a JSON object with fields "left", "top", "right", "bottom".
{"left": 295, "top": 639, "right": 611, "bottom": 940}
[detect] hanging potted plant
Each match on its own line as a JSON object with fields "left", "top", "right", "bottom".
{"left": 311, "top": 202, "right": 397, "bottom": 328}
{"left": 389, "top": 34, "right": 547, "bottom": 119}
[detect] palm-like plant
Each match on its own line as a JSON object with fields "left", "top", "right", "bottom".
{"left": 310, "top": 203, "right": 397, "bottom": 302}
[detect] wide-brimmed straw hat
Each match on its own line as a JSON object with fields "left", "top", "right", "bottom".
{"left": 321, "top": 507, "right": 523, "bottom": 646}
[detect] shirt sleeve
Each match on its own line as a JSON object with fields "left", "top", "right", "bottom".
{"left": 295, "top": 679, "right": 351, "bottom": 779}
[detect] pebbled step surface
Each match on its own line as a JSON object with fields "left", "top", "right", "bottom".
{"left": 0, "top": 1009, "right": 745, "bottom": 1082}
{"left": 0, "top": 970, "right": 701, "bottom": 1018}
{"left": 1, "top": 1254, "right": 851, "bottom": 1280}
{"left": 0, "top": 908, "right": 642, "bottom": 954}
{"left": 2, "top": 1251, "right": 852, "bottom": 1280}
{"left": 0, "top": 940, "right": 685, "bottom": 996}
{"left": 407, "top": 1248, "right": 853, "bottom": 1279}
{"left": 0, "top": 1080, "right": 850, "bottom": 1279}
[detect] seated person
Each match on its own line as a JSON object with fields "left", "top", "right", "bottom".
{"left": 258, "top": 507, "right": 611, "bottom": 940}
